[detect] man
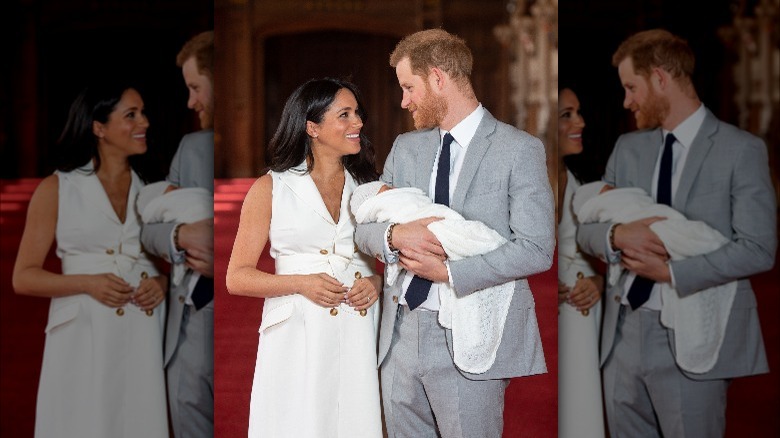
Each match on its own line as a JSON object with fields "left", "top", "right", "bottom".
{"left": 577, "top": 29, "right": 776, "bottom": 437}
{"left": 140, "top": 30, "right": 214, "bottom": 438}
{"left": 355, "top": 29, "right": 554, "bottom": 437}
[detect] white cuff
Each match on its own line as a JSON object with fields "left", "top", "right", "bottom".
{"left": 444, "top": 259, "right": 454, "bottom": 287}
{"left": 668, "top": 262, "right": 677, "bottom": 288}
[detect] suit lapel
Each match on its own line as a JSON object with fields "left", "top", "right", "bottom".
{"left": 415, "top": 129, "right": 441, "bottom": 193}
{"left": 674, "top": 109, "right": 718, "bottom": 210}
{"left": 451, "top": 111, "right": 496, "bottom": 211}
{"left": 636, "top": 130, "right": 663, "bottom": 195}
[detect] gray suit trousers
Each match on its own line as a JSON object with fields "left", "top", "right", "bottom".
{"left": 167, "top": 301, "right": 214, "bottom": 438}
{"left": 603, "top": 306, "right": 728, "bottom": 438}
{"left": 381, "top": 306, "right": 508, "bottom": 438}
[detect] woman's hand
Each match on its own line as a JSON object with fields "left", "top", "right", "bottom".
{"left": 298, "top": 273, "right": 348, "bottom": 308}
{"left": 133, "top": 275, "right": 167, "bottom": 311}
{"left": 346, "top": 274, "right": 382, "bottom": 311}
{"left": 84, "top": 273, "right": 135, "bottom": 308}
{"left": 567, "top": 274, "right": 604, "bottom": 311}
{"left": 558, "top": 281, "right": 570, "bottom": 306}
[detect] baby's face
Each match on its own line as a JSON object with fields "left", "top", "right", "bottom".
{"left": 599, "top": 184, "right": 615, "bottom": 194}
{"left": 164, "top": 184, "right": 179, "bottom": 194}
{"left": 377, "top": 184, "right": 392, "bottom": 194}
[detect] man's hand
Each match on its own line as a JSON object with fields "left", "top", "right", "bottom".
{"left": 621, "top": 249, "right": 672, "bottom": 283}
{"left": 400, "top": 248, "right": 449, "bottom": 283}
{"left": 392, "top": 217, "right": 446, "bottom": 260}
{"left": 185, "top": 247, "right": 214, "bottom": 278}
{"left": 614, "top": 217, "right": 667, "bottom": 257}
{"left": 614, "top": 217, "right": 671, "bottom": 283}
{"left": 178, "top": 218, "right": 214, "bottom": 278}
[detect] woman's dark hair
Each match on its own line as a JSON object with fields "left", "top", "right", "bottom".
{"left": 268, "top": 78, "right": 378, "bottom": 184}
{"left": 559, "top": 84, "right": 602, "bottom": 184}
{"left": 56, "top": 79, "right": 160, "bottom": 182}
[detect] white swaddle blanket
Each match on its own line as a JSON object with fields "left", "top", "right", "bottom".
{"left": 137, "top": 181, "right": 213, "bottom": 288}
{"left": 572, "top": 182, "right": 735, "bottom": 373}
{"left": 352, "top": 182, "right": 513, "bottom": 374}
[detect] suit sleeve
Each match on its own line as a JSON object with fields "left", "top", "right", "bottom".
{"left": 576, "top": 138, "right": 620, "bottom": 260}
{"left": 449, "top": 134, "right": 555, "bottom": 297}
{"left": 140, "top": 137, "right": 186, "bottom": 261}
{"left": 671, "top": 137, "right": 777, "bottom": 296}
{"left": 354, "top": 137, "right": 399, "bottom": 263}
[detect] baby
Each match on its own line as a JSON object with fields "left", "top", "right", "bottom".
{"left": 350, "top": 181, "right": 515, "bottom": 374}
{"left": 137, "top": 181, "right": 213, "bottom": 288}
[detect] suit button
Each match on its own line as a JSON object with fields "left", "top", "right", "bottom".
{"left": 330, "top": 308, "right": 338, "bottom": 316}
{"left": 106, "top": 248, "right": 114, "bottom": 255}
{"left": 179, "top": 295, "right": 185, "bottom": 304}
{"left": 116, "top": 308, "right": 124, "bottom": 316}
{"left": 392, "top": 295, "right": 398, "bottom": 303}
{"left": 614, "top": 295, "right": 621, "bottom": 303}
{"left": 355, "top": 271, "right": 362, "bottom": 279}
{"left": 360, "top": 309, "right": 367, "bottom": 317}
{"left": 577, "top": 272, "right": 584, "bottom": 280}
{"left": 141, "top": 271, "right": 149, "bottom": 279}
{"left": 320, "top": 249, "right": 329, "bottom": 255}
{"left": 146, "top": 309, "right": 154, "bottom": 316}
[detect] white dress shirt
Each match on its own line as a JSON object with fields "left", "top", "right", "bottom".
{"left": 618, "top": 104, "right": 706, "bottom": 310}
{"left": 393, "top": 104, "right": 486, "bottom": 311}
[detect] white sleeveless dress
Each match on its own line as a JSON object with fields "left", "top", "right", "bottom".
{"left": 558, "top": 170, "right": 605, "bottom": 438}
{"left": 248, "top": 166, "right": 382, "bottom": 438}
{"left": 35, "top": 163, "right": 168, "bottom": 438}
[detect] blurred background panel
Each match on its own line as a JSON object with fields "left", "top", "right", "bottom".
{"left": 559, "top": 0, "right": 779, "bottom": 436}
{"left": 1, "top": 1, "right": 212, "bottom": 436}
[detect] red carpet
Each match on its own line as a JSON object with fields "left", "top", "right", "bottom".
{"left": 1, "top": 178, "right": 778, "bottom": 436}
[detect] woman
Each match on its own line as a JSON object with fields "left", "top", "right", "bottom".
{"left": 557, "top": 86, "right": 606, "bottom": 438}
{"left": 12, "top": 81, "right": 169, "bottom": 437}
{"left": 226, "top": 78, "right": 383, "bottom": 437}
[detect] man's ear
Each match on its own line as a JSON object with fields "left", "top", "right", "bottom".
{"left": 93, "top": 121, "right": 105, "bottom": 139}
{"left": 428, "top": 67, "right": 446, "bottom": 92}
{"left": 650, "top": 67, "right": 668, "bottom": 91}
{"left": 305, "top": 120, "right": 319, "bottom": 139}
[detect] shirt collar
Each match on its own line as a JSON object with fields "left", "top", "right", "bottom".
{"left": 664, "top": 104, "right": 705, "bottom": 149}
{"left": 440, "top": 104, "right": 485, "bottom": 148}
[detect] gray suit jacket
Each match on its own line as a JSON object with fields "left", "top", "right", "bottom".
{"left": 355, "top": 110, "right": 555, "bottom": 380}
{"left": 141, "top": 129, "right": 214, "bottom": 365}
{"left": 577, "top": 109, "right": 776, "bottom": 380}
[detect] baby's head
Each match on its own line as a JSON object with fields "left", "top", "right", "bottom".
{"left": 350, "top": 181, "right": 391, "bottom": 216}
{"left": 571, "top": 181, "right": 611, "bottom": 216}
{"left": 137, "top": 181, "right": 175, "bottom": 214}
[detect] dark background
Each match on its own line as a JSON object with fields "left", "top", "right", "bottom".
{"left": 559, "top": 0, "right": 780, "bottom": 435}
{"left": 3, "top": 0, "right": 214, "bottom": 179}
{"left": 559, "top": 0, "right": 739, "bottom": 183}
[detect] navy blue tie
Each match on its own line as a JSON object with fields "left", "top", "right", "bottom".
{"left": 191, "top": 276, "right": 213, "bottom": 310}
{"left": 627, "top": 133, "right": 675, "bottom": 310}
{"left": 405, "top": 133, "right": 454, "bottom": 310}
